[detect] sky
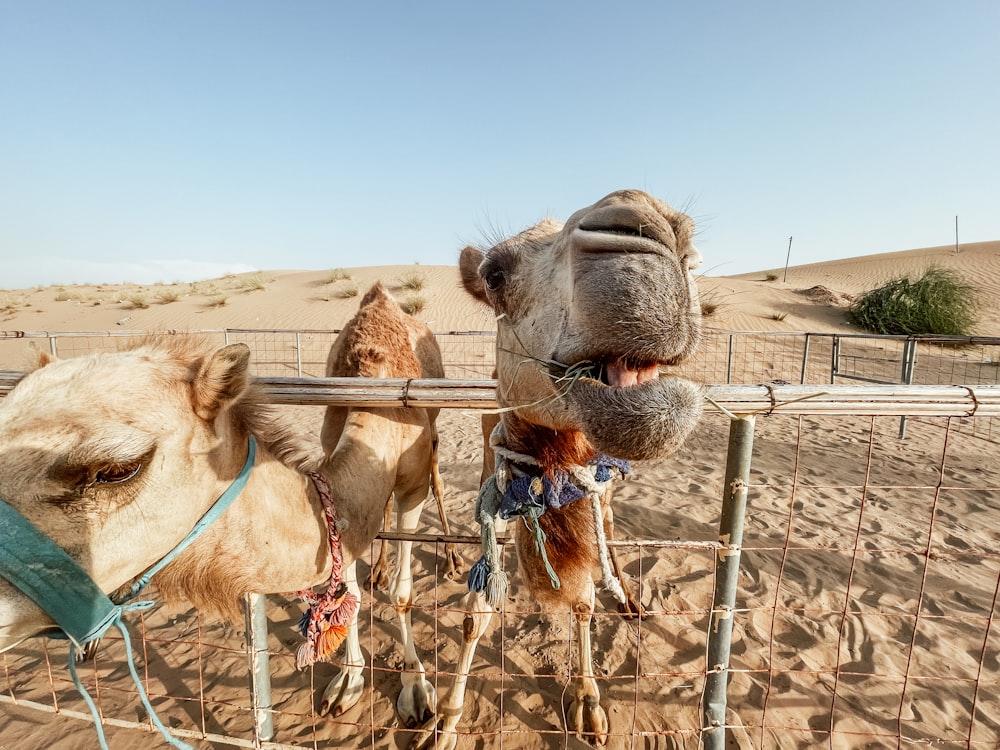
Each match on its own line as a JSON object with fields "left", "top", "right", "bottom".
{"left": 2, "top": 1, "right": 998, "bottom": 288}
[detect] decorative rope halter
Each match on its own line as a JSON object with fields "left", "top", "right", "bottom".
{"left": 467, "top": 422, "right": 631, "bottom": 609}
{"left": 294, "top": 471, "right": 358, "bottom": 669}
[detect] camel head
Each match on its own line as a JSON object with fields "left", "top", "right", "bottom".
{"left": 0, "top": 339, "right": 255, "bottom": 651}
{"left": 460, "top": 189, "right": 704, "bottom": 461}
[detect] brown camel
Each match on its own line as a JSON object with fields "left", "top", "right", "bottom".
{"left": 414, "top": 189, "right": 704, "bottom": 748}
{"left": 0, "top": 282, "right": 444, "bottom": 728}
{"left": 323, "top": 285, "right": 463, "bottom": 588}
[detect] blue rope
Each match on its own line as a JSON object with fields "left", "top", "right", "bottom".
{"left": 67, "top": 607, "right": 195, "bottom": 750}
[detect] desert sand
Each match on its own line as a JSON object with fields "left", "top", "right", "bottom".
{"left": 1, "top": 241, "right": 999, "bottom": 749}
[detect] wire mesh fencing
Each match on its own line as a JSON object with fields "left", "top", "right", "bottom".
{"left": 5, "top": 329, "right": 1000, "bottom": 388}
{"left": 2, "top": 385, "right": 999, "bottom": 748}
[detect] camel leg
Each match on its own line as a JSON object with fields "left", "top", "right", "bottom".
{"left": 431, "top": 433, "right": 464, "bottom": 580}
{"left": 567, "top": 579, "right": 609, "bottom": 745}
{"left": 319, "top": 561, "right": 366, "bottom": 716}
{"left": 393, "top": 496, "right": 437, "bottom": 727}
{"left": 603, "top": 499, "right": 644, "bottom": 619}
{"left": 411, "top": 589, "right": 494, "bottom": 750}
{"left": 366, "top": 498, "right": 393, "bottom": 590}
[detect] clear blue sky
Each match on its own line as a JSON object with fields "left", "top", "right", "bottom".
{"left": 3, "top": 1, "right": 998, "bottom": 288}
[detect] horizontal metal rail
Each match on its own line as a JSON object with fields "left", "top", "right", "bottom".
{"left": 2, "top": 371, "right": 998, "bottom": 416}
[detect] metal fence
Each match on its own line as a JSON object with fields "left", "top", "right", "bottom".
{"left": 4, "top": 328, "right": 1000, "bottom": 386}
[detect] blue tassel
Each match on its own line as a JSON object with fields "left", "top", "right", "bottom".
{"left": 467, "top": 555, "right": 489, "bottom": 593}
{"left": 298, "top": 608, "right": 312, "bottom": 637}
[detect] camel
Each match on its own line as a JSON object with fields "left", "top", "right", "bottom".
{"left": 414, "top": 189, "right": 705, "bottom": 748}
{"left": 323, "top": 287, "right": 463, "bottom": 588}
{"left": 0, "top": 282, "right": 445, "bottom": 732}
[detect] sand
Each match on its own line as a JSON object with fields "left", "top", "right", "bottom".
{"left": 1, "top": 241, "right": 999, "bottom": 749}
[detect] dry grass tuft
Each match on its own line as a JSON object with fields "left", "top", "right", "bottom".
{"left": 398, "top": 271, "right": 426, "bottom": 291}
{"left": 401, "top": 294, "right": 427, "bottom": 315}
{"left": 156, "top": 289, "right": 181, "bottom": 304}
{"left": 325, "top": 269, "right": 352, "bottom": 284}
{"left": 53, "top": 288, "right": 82, "bottom": 302}
{"left": 241, "top": 274, "right": 267, "bottom": 291}
{"left": 336, "top": 282, "right": 359, "bottom": 299}
{"left": 700, "top": 287, "right": 727, "bottom": 318}
{"left": 125, "top": 294, "right": 150, "bottom": 310}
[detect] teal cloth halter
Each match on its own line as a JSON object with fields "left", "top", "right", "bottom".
{"left": 0, "top": 435, "right": 256, "bottom": 750}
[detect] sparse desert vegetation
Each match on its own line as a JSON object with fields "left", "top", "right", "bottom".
{"left": 335, "top": 282, "right": 359, "bottom": 298}
{"left": 241, "top": 273, "right": 267, "bottom": 291}
{"left": 125, "top": 293, "right": 150, "bottom": 310}
{"left": 53, "top": 288, "right": 82, "bottom": 302}
{"left": 401, "top": 293, "right": 427, "bottom": 314}
{"left": 699, "top": 287, "right": 725, "bottom": 318}
{"left": 156, "top": 289, "right": 181, "bottom": 304}
{"left": 325, "top": 268, "right": 352, "bottom": 284}
{"left": 850, "top": 266, "right": 978, "bottom": 335}
{"left": 765, "top": 272, "right": 779, "bottom": 282}
{"left": 398, "top": 271, "right": 426, "bottom": 291}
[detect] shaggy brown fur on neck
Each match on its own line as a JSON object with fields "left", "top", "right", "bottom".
{"left": 501, "top": 415, "right": 596, "bottom": 473}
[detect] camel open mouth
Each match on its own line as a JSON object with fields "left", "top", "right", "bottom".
{"left": 547, "top": 356, "right": 665, "bottom": 389}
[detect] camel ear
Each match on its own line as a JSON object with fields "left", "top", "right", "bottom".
{"left": 192, "top": 344, "right": 251, "bottom": 421}
{"left": 25, "top": 343, "right": 55, "bottom": 372}
{"left": 459, "top": 245, "right": 489, "bottom": 305}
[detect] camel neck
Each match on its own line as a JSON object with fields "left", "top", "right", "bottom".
{"left": 499, "top": 414, "right": 596, "bottom": 471}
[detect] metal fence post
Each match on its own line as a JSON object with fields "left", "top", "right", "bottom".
{"left": 898, "top": 337, "right": 917, "bottom": 439}
{"left": 702, "top": 415, "right": 755, "bottom": 750}
{"left": 830, "top": 335, "right": 841, "bottom": 384}
{"left": 726, "top": 334, "right": 734, "bottom": 384}
{"left": 295, "top": 332, "right": 303, "bottom": 377}
{"left": 244, "top": 593, "right": 274, "bottom": 744}
{"left": 800, "top": 333, "right": 811, "bottom": 384}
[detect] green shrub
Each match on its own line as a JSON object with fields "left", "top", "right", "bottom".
{"left": 850, "top": 267, "right": 977, "bottom": 335}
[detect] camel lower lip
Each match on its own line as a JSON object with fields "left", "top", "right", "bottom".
{"left": 560, "top": 376, "right": 703, "bottom": 461}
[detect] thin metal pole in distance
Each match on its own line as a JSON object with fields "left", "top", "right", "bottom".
{"left": 899, "top": 337, "right": 917, "bottom": 439}
{"left": 702, "top": 415, "right": 756, "bottom": 749}
{"left": 244, "top": 593, "right": 275, "bottom": 743}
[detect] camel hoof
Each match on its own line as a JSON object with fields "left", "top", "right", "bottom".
{"left": 318, "top": 668, "right": 365, "bottom": 717}
{"left": 568, "top": 695, "right": 609, "bottom": 746}
{"left": 409, "top": 718, "right": 458, "bottom": 750}
{"left": 442, "top": 546, "right": 466, "bottom": 581}
{"left": 617, "top": 595, "right": 646, "bottom": 621}
{"left": 365, "top": 565, "right": 391, "bottom": 591}
{"left": 397, "top": 679, "right": 437, "bottom": 728}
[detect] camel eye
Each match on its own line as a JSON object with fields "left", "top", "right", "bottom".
{"left": 93, "top": 461, "right": 143, "bottom": 485}
{"left": 484, "top": 267, "right": 505, "bottom": 291}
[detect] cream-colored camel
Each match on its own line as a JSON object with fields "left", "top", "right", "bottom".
{"left": 0, "top": 283, "right": 442, "bottom": 728}
{"left": 415, "top": 189, "right": 705, "bottom": 748}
